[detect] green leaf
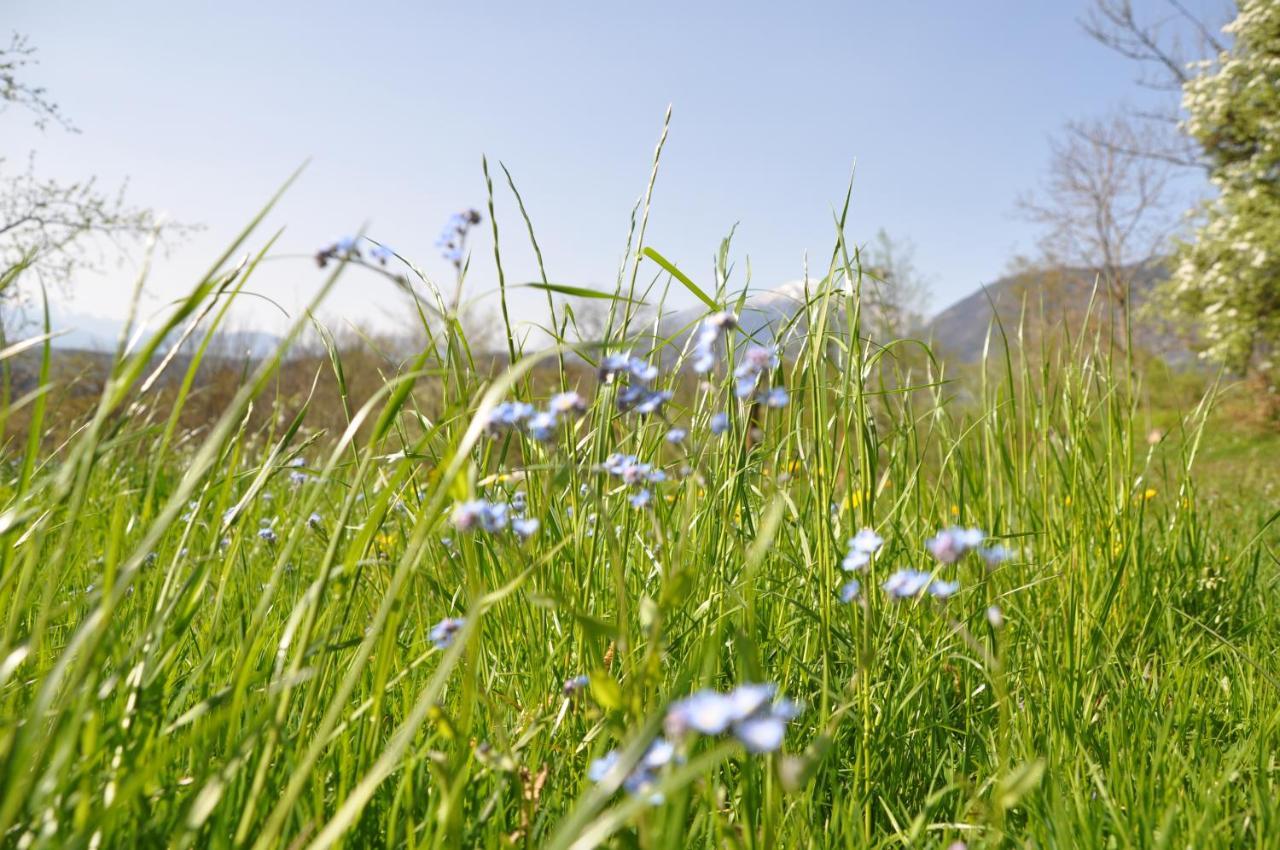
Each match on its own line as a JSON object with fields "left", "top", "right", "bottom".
{"left": 641, "top": 247, "right": 718, "bottom": 310}
{"left": 519, "top": 282, "right": 647, "bottom": 305}
{"left": 997, "top": 759, "right": 1046, "bottom": 810}
{"left": 588, "top": 670, "right": 624, "bottom": 711}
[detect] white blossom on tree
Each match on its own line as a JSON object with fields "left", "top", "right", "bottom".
{"left": 1164, "top": 0, "right": 1280, "bottom": 375}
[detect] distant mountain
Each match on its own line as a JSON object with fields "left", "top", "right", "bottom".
{"left": 40, "top": 304, "right": 283, "bottom": 359}
{"left": 659, "top": 280, "right": 831, "bottom": 352}
{"left": 925, "top": 263, "right": 1191, "bottom": 364}
{"left": 47, "top": 305, "right": 127, "bottom": 351}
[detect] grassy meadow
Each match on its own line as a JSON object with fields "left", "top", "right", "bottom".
{"left": 0, "top": 169, "right": 1277, "bottom": 850}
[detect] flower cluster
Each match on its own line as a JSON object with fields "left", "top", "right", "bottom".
{"left": 842, "top": 528, "right": 883, "bottom": 572}
{"left": 598, "top": 353, "right": 671, "bottom": 417}
{"left": 482, "top": 392, "right": 587, "bottom": 443}
{"left": 315, "top": 235, "right": 359, "bottom": 268}
{"left": 367, "top": 243, "right": 394, "bottom": 265}
{"left": 598, "top": 353, "right": 657, "bottom": 384}
{"left": 429, "top": 617, "right": 465, "bottom": 650}
{"left": 925, "top": 526, "right": 985, "bottom": 563}
{"left": 690, "top": 311, "right": 738, "bottom": 374}
{"left": 315, "top": 236, "right": 395, "bottom": 269}
{"left": 287, "top": 457, "right": 309, "bottom": 486}
{"left": 601, "top": 453, "right": 667, "bottom": 510}
{"left": 838, "top": 527, "right": 883, "bottom": 602}
{"left": 882, "top": 568, "right": 960, "bottom": 601}
{"left": 587, "top": 738, "right": 676, "bottom": 805}
{"left": 437, "top": 209, "right": 482, "bottom": 266}
{"left": 733, "top": 344, "right": 788, "bottom": 407}
{"left": 563, "top": 674, "right": 589, "bottom": 696}
{"left": 450, "top": 499, "right": 539, "bottom": 541}
{"left": 926, "top": 526, "right": 1011, "bottom": 567}
{"left": 874, "top": 525, "right": 1017, "bottom": 602}
{"left": 664, "top": 683, "right": 800, "bottom": 754}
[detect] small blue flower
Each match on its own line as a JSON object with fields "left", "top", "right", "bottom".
{"left": 979, "top": 544, "right": 1012, "bottom": 566}
{"left": 307, "top": 512, "right": 322, "bottom": 529}
{"left": 451, "top": 500, "right": 487, "bottom": 532}
{"left": 882, "top": 569, "right": 960, "bottom": 601}
{"left": 709, "top": 412, "right": 730, "bottom": 435}
{"left": 929, "top": 579, "right": 960, "bottom": 600}
{"left": 734, "top": 374, "right": 759, "bottom": 399}
{"left": 665, "top": 684, "right": 799, "bottom": 754}
{"left": 601, "top": 453, "right": 633, "bottom": 476}
{"left": 451, "top": 500, "right": 510, "bottom": 534}
{"left": 926, "top": 527, "right": 985, "bottom": 563}
{"left": 429, "top": 617, "right": 465, "bottom": 650}
{"left": 665, "top": 427, "right": 688, "bottom": 444}
{"left": 617, "top": 458, "right": 651, "bottom": 486}
{"left": 733, "top": 344, "right": 781, "bottom": 400}
{"left": 587, "top": 750, "right": 618, "bottom": 783}
{"left": 841, "top": 550, "right": 870, "bottom": 572}
{"left": 628, "top": 357, "right": 659, "bottom": 383}
{"left": 665, "top": 690, "right": 735, "bottom": 735}
{"left": 615, "top": 385, "right": 648, "bottom": 412}
{"left": 690, "top": 312, "right": 737, "bottom": 374}
{"left": 881, "top": 569, "right": 934, "bottom": 599}
{"left": 762, "top": 387, "right": 790, "bottom": 408}
{"left": 724, "top": 683, "right": 776, "bottom": 720}
{"left": 512, "top": 517, "right": 540, "bottom": 541}
{"left": 597, "top": 353, "right": 631, "bottom": 382}
{"left": 258, "top": 527, "right": 278, "bottom": 544}
{"left": 643, "top": 737, "right": 675, "bottom": 770}
{"left": 633, "top": 390, "right": 672, "bottom": 416}
{"left": 840, "top": 579, "right": 861, "bottom": 602}
{"left": 587, "top": 739, "right": 673, "bottom": 805}
{"left": 368, "top": 243, "right": 394, "bottom": 265}
{"left": 526, "top": 411, "right": 559, "bottom": 442}
{"left": 849, "top": 528, "right": 884, "bottom": 554}
{"left": 478, "top": 502, "right": 509, "bottom": 534}
{"left": 437, "top": 210, "right": 481, "bottom": 265}
{"left": 549, "top": 391, "right": 588, "bottom": 416}
{"left": 691, "top": 338, "right": 716, "bottom": 374}
{"left": 734, "top": 714, "right": 787, "bottom": 754}
{"left": 842, "top": 528, "right": 883, "bottom": 571}
{"left": 736, "top": 344, "right": 779, "bottom": 375}
{"left": 563, "top": 674, "right": 590, "bottom": 696}
{"left": 629, "top": 489, "right": 652, "bottom": 509}
{"left": 484, "top": 401, "right": 536, "bottom": 434}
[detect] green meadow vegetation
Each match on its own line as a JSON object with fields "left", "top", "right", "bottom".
{"left": 0, "top": 159, "right": 1277, "bottom": 850}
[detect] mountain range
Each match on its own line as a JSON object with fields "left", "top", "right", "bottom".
{"left": 37, "top": 263, "right": 1189, "bottom": 368}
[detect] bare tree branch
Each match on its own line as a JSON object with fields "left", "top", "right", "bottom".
{"left": 0, "top": 32, "right": 75, "bottom": 132}
{"left": 2, "top": 34, "right": 197, "bottom": 329}
{"left": 1079, "top": 0, "right": 1234, "bottom": 175}
{"left": 1017, "top": 114, "right": 1178, "bottom": 307}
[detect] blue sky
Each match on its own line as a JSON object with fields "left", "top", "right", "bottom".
{"left": 7, "top": 0, "right": 1207, "bottom": 341}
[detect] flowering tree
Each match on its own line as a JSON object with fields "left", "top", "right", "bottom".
{"left": 1163, "top": 0, "right": 1280, "bottom": 379}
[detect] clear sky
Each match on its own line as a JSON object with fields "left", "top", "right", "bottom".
{"left": 7, "top": 0, "right": 1207, "bottom": 342}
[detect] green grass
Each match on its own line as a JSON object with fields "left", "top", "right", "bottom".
{"left": 0, "top": 165, "right": 1277, "bottom": 850}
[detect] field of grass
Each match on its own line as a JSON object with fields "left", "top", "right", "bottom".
{"left": 0, "top": 171, "right": 1277, "bottom": 850}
